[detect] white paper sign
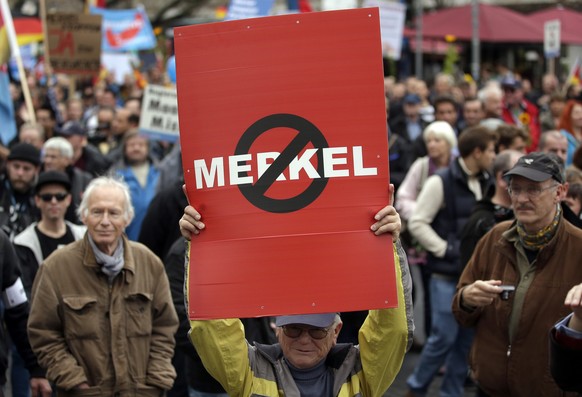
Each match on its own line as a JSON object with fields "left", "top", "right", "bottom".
{"left": 544, "top": 19, "right": 560, "bottom": 59}
{"left": 139, "top": 84, "right": 180, "bottom": 142}
{"left": 364, "top": 1, "right": 406, "bottom": 60}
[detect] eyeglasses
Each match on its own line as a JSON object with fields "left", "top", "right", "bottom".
{"left": 282, "top": 325, "right": 330, "bottom": 340}
{"left": 507, "top": 184, "right": 558, "bottom": 199}
{"left": 38, "top": 192, "right": 68, "bottom": 202}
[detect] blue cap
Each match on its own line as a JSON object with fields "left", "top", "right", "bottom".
{"left": 500, "top": 74, "right": 521, "bottom": 89}
{"left": 275, "top": 313, "right": 337, "bottom": 328}
{"left": 403, "top": 93, "right": 421, "bottom": 105}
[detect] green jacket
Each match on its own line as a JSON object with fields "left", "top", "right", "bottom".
{"left": 189, "top": 241, "right": 413, "bottom": 397}
{"left": 28, "top": 234, "right": 179, "bottom": 396}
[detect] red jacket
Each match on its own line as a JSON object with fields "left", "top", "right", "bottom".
{"left": 502, "top": 99, "right": 540, "bottom": 152}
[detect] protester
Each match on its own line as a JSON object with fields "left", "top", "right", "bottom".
{"left": 500, "top": 74, "right": 540, "bottom": 152}
{"left": 459, "top": 149, "right": 523, "bottom": 267}
{"left": 0, "top": 143, "right": 40, "bottom": 240}
{"left": 0, "top": 231, "right": 51, "bottom": 397}
{"left": 539, "top": 130, "right": 568, "bottom": 164}
{"left": 389, "top": 93, "right": 429, "bottom": 191}
{"left": 557, "top": 99, "right": 582, "bottom": 166}
{"left": 550, "top": 282, "right": 582, "bottom": 393}
{"left": 395, "top": 120, "right": 457, "bottom": 349}
{"left": 453, "top": 152, "right": 582, "bottom": 396}
{"left": 178, "top": 186, "right": 413, "bottom": 397}
{"left": 111, "top": 130, "right": 160, "bottom": 240}
{"left": 564, "top": 183, "right": 582, "bottom": 218}
{"left": 13, "top": 171, "right": 86, "bottom": 297}
{"left": 495, "top": 124, "right": 528, "bottom": 154}
{"left": 433, "top": 95, "right": 460, "bottom": 134}
{"left": 57, "top": 120, "right": 111, "bottom": 177}
{"left": 406, "top": 126, "right": 497, "bottom": 397}
{"left": 28, "top": 176, "right": 179, "bottom": 396}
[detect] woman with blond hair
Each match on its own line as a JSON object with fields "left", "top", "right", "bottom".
{"left": 395, "top": 121, "right": 457, "bottom": 347}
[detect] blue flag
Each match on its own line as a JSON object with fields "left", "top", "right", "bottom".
{"left": 90, "top": 6, "right": 156, "bottom": 52}
{"left": 0, "top": 70, "right": 16, "bottom": 146}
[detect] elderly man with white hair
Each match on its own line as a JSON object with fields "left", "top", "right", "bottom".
{"left": 28, "top": 176, "right": 178, "bottom": 396}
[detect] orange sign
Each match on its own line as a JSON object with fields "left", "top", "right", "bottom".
{"left": 176, "top": 8, "right": 396, "bottom": 319}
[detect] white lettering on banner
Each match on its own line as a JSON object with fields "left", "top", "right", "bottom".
{"left": 193, "top": 146, "right": 378, "bottom": 189}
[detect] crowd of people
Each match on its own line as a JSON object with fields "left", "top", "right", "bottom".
{"left": 0, "top": 56, "right": 581, "bottom": 397}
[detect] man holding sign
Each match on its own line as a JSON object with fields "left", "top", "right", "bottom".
{"left": 175, "top": 7, "right": 412, "bottom": 396}
{"left": 179, "top": 191, "right": 412, "bottom": 397}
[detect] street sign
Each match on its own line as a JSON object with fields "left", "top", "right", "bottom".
{"left": 544, "top": 19, "right": 560, "bottom": 59}
{"left": 176, "top": 8, "right": 396, "bottom": 319}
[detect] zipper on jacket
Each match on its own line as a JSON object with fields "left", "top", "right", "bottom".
{"left": 506, "top": 344, "right": 511, "bottom": 357}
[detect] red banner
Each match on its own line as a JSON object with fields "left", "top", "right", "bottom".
{"left": 176, "top": 8, "right": 396, "bottom": 319}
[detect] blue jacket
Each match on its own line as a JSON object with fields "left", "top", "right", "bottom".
{"left": 115, "top": 164, "right": 160, "bottom": 240}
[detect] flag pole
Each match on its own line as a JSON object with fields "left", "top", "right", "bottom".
{"left": 0, "top": 0, "right": 36, "bottom": 123}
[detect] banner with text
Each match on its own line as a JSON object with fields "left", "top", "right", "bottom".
{"left": 47, "top": 13, "right": 102, "bottom": 75}
{"left": 176, "top": 8, "right": 395, "bottom": 319}
{"left": 139, "top": 84, "right": 179, "bottom": 142}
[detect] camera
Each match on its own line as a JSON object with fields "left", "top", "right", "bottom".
{"left": 499, "top": 285, "right": 515, "bottom": 301}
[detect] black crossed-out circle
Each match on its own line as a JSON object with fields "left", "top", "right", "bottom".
{"left": 234, "top": 113, "right": 329, "bottom": 213}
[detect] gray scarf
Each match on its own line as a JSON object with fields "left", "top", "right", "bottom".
{"left": 88, "top": 235, "right": 125, "bottom": 283}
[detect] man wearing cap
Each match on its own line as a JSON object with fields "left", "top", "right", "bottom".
{"left": 13, "top": 171, "right": 86, "bottom": 298}
{"left": 389, "top": 93, "right": 429, "bottom": 191}
{"left": 0, "top": 143, "right": 41, "bottom": 241}
{"left": 12, "top": 171, "right": 85, "bottom": 396}
{"left": 452, "top": 152, "right": 582, "bottom": 396}
{"left": 57, "top": 120, "right": 111, "bottom": 177}
{"left": 179, "top": 193, "right": 413, "bottom": 397}
{"left": 500, "top": 74, "right": 540, "bottom": 153}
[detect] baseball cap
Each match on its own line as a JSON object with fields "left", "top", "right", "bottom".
{"left": 500, "top": 74, "right": 521, "bottom": 89}
{"left": 503, "top": 152, "right": 563, "bottom": 184}
{"left": 7, "top": 143, "right": 41, "bottom": 166}
{"left": 57, "top": 121, "right": 87, "bottom": 137}
{"left": 35, "top": 171, "right": 71, "bottom": 193}
{"left": 403, "top": 93, "right": 421, "bottom": 105}
{"left": 275, "top": 313, "right": 337, "bottom": 328}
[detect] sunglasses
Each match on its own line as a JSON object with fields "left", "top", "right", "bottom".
{"left": 282, "top": 325, "right": 330, "bottom": 340}
{"left": 38, "top": 192, "right": 68, "bottom": 202}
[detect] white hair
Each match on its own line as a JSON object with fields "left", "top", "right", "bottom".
{"left": 43, "top": 137, "right": 74, "bottom": 160}
{"left": 77, "top": 176, "right": 135, "bottom": 223}
{"left": 423, "top": 121, "right": 458, "bottom": 149}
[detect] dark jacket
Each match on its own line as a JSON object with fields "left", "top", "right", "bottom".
{"left": 65, "top": 166, "right": 93, "bottom": 224}
{"left": 138, "top": 178, "right": 188, "bottom": 260}
{"left": 74, "top": 144, "right": 111, "bottom": 177}
{"left": 0, "top": 174, "right": 38, "bottom": 241}
{"left": 459, "top": 199, "right": 514, "bottom": 267}
{"left": 549, "top": 325, "right": 582, "bottom": 393}
{"left": 0, "top": 231, "right": 45, "bottom": 384}
{"left": 427, "top": 159, "right": 492, "bottom": 277}
{"left": 388, "top": 114, "right": 428, "bottom": 192}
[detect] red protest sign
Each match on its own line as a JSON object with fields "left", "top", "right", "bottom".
{"left": 176, "top": 8, "right": 396, "bottom": 320}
